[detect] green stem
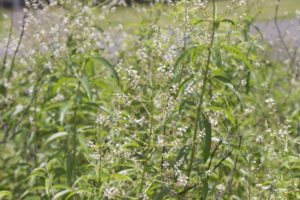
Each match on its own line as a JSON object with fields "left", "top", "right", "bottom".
{"left": 139, "top": 109, "right": 154, "bottom": 193}
{"left": 187, "top": 0, "right": 217, "bottom": 178}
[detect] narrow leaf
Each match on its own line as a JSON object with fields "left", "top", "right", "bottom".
{"left": 202, "top": 178, "right": 208, "bottom": 200}
{"left": 0, "top": 191, "right": 12, "bottom": 200}
{"left": 221, "top": 45, "right": 252, "bottom": 70}
{"left": 53, "top": 189, "right": 71, "bottom": 200}
{"left": 46, "top": 132, "right": 68, "bottom": 144}
{"left": 202, "top": 114, "right": 212, "bottom": 163}
{"left": 92, "top": 56, "right": 120, "bottom": 86}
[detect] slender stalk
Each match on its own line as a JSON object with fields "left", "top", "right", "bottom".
{"left": 139, "top": 108, "right": 154, "bottom": 193}
{"left": 207, "top": 139, "right": 222, "bottom": 170}
{"left": 187, "top": 0, "right": 217, "bottom": 178}
{"left": 68, "top": 62, "right": 86, "bottom": 185}
{"left": 7, "top": 12, "right": 27, "bottom": 82}
{"left": 1, "top": 8, "right": 14, "bottom": 75}
{"left": 274, "top": 0, "right": 291, "bottom": 60}
{"left": 212, "top": 151, "right": 232, "bottom": 172}
{"left": 227, "top": 135, "right": 242, "bottom": 199}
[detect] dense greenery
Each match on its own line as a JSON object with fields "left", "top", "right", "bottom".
{"left": 0, "top": 0, "right": 299, "bottom": 199}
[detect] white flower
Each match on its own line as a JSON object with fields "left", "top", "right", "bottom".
{"left": 95, "top": 113, "right": 107, "bottom": 125}
{"left": 177, "top": 173, "right": 188, "bottom": 187}
{"left": 245, "top": 106, "right": 255, "bottom": 114}
{"left": 53, "top": 93, "right": 65, "bottom": 101}
{"left": 241, "top": 79, "right": 247, "bottom": 86}
{"left": 256, "top": 135, "right": 264, "bottom": 143}
{"left": 265, "top": 98, "right": 275, "bottom": 107}
{"left": 157, "top": 135, "right": 164, "bottom": 146}
{"left": 216, "top": 184, "right": 226, "bottom": 192}
{"left": 104, "top": 187, "right": 119, "bottom": 199}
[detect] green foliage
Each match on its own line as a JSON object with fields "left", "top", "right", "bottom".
{"left": 0, "top": 0, "right": 299, "bottom": 199}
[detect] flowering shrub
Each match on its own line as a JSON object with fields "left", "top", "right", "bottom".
{"left": 0, "top": 0, "right": 299, "bottom": 199}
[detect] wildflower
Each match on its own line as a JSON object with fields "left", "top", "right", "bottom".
{"left": 216, "top": 184, "right": 226, "bottom": 192}
{"left": 176, "top": 173, "right": 188, "bottom": 187}
{"left": 265, "top": 97, "right": 275, "bottom": 107}
{"left": 256, "top": 135, "right": 264, "bottom": 143}
{"left": 104, "top": 187, "right": 119, "bottom": 199}
{"left": 205, "top": 169, "right": 212, "bottom": 177}
{"left": 87, "top": 141, "right": 96, "bottom": 149}
{"left": 90, "top": 152, "right": 100, "bottom": 160}
{"left": 157, "top": 135, "right": 164, "bottom": 146}
{"left": 53, "top": 94, "right": 65, "bottom": 101}
{"left": 245, "top": 106, "right": 255, "bottom": 114}
{"left": 241, "top": 79, "right": 247, "bottom": 86}
{"left": 95, "top": 113, "right": 107, "bottom": 125}
{"left": 278, "top": 127, "right": 288, "bottom": 138}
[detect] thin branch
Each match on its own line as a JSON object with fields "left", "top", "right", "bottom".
{"left": 178, "top": 150, "right": 232, "bottom": 196}
{"left": 227, "top": 135, "right": 242, "bottom": 199}
{"left": 212, "top": 151, "right": 232, "bottom": 172}
{"left": 274, "top": 0, "right": 291, "bottom": 59}
{"left": 1, "top": 8, "right": 14, "bottom": 75}
{"left": 7, "top": 12, "right": 27, "bottom": 82}
{"left": 207, "top": 139, "right": 222, "bottom": 170}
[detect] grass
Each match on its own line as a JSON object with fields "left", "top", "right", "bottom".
{"left": 97, "top": 0, "right": 300, "bottom": 29}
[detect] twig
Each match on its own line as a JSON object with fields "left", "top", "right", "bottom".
{"left": 227, "top": 135, "right": 242, "bottom": 199}
{"left": 7, "top": 12, "right": 27, "bottom": 82}
{"left": 1, "top": 8, "right": 14, "bottom": 75}
{"left": 207, "top": 139, "right": 223, "bottom": 170}
{"left": 274, "top": 0, "right": 291, "bottom": 59}
{"left": 178, "top": 150, "right": 232, "bottom": 196}
{"left": 212, "top": 151, "right": 232, "bottom": 172}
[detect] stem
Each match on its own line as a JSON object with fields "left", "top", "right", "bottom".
{"left": 1, "top": 8, "right": 14, "bottom": 75}
{"left": 227, "top": 135, "right": 242, "bottom": 199}
{"left": 7, "top": 12, "right": 27, "bottom": 82}
{"left": 187, "top": 0, "right": 216, "bottom": 178}
{"left": 212, "top": 151, "right": 232, "bottom": 172}
{"left": 139, "top": 110, "right": 154, "bottom": 193}
{"left": 207, "top": 139, "right": 222, "bottom": 170}
{"left": 274, "top": 0, "right": 291, "bottom": 60}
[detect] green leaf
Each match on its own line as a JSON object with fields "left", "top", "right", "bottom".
{"left": 85, "top": 58, "right": 95, "bottom": 77}
{"left": 113, "top": 173, "right": 133, "bottom": 182}
{"left": 174, "top": 45, "right": 207, "bottom": 81}
{"left": 65, "top": 191, "right": 76, "bottom": 200}
{"left": 220, "top": 18, "right": 235, "bottom": 25}
{"left": 60, "top": 103, "right": 72, "bottom": 125}
{"left": 207, "top": 106, "right": 236, "bottom": 125}
{"left": 46, "top": 132, "right": 68, "bottom": 144}
{"left": 202, "top": 178, "right": 208, "bottom": 200}
{"left": 45, "top": 177, "right": 52, "bottom": 198}
{"left": 202, "top": 114, "right": 212, "bottom": 164}
{"left": 221, "top": 45, "right": 252, "bottom": 70}
{"left": 213, "top": 48, "right": 222, "bottom": 67}
{"left": 53, "top": 189, "right": 71, "bottom": 200}
{"left": 30, "top": 168, "right": 46, "bottom": 178}
{"left": 0, "top": 191, "right": 12, "bottom": 200}
{"left": 213, "top": 75, "right": 245, "bottom": 107}
{"left": 176, "top": 75, "right": 195, "bottom": 97}
{"left": 53, "top": 77, "right": 77, "bottom": 94}
{"left": 79, "top": 75, "right": 92, "bottom": 100}
{"left": 92, "top": 56, "right": 120, "bottom": 86}
{"left": 213, "top": 75, "right": 231, "bottom": 84}
{"left": 0, "top": 84, "right": 6, "bottom": 96}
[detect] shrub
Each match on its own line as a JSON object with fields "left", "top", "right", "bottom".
{"left": 0, "top": 0, "right": 299, "bottom": 199}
